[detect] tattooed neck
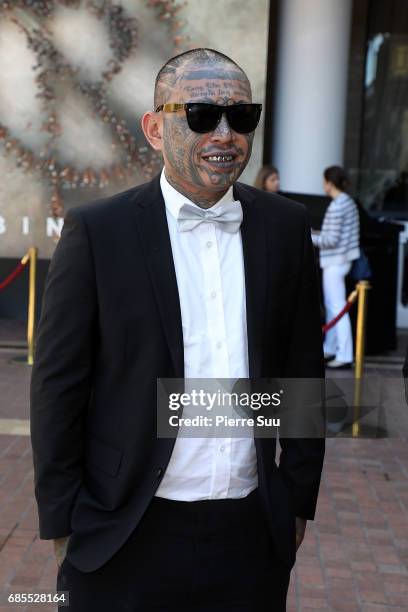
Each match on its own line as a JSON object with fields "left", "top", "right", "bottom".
{"left": 165, "top": 174, "right": 229, "bottom": 209}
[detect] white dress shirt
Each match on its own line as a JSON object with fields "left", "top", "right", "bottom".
{"left": 155, "top": 169, "right": 258, "bottom": 501}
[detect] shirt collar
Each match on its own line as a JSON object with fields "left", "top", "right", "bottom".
{"left": 160, "top": 168, "right": 235, "bottom": 221}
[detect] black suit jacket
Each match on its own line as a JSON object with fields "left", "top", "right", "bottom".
{"left": 30, "top": 174, "right": 325, "bottom": 573}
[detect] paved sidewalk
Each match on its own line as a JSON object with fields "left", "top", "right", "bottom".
{"left": 0, "top": 348, "right": 407, "bottom": 611}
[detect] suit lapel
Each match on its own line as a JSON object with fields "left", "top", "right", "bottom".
{"left": 234, "top": 183, "right": 268, "bottom": 379}
{"left": 131, "top": 175, "right": 184, "bottom": 379}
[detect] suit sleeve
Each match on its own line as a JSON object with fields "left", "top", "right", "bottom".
{"left": 403, "top": 346, "right": 408, "bottom": 405}
{"left": 278, "top": 208, "right": 325, "bottom": 520}
{"left": 30, "top": 208, "right": 97, "bottom": 539}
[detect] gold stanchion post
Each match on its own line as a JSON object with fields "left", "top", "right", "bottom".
{"left": 9, "top": 248, "right": 37, "bottom": 366}
{"left": 352, "top": 280, "right": 371, "bottom": 437}
{"left": 27, "top": 247, "right": 38, "bottom": 366}
{"left": 355, "top": 280, "right": 371, "bottom": 379}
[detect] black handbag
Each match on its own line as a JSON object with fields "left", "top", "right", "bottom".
{"left": 349, "top": 251, "right": 372, "bottom": 281}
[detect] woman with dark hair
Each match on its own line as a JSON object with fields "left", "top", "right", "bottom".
{"left": 254, "top": 165, "right": 281, "bottom": 193}
{"left": 312, "top": 166, "right": 360, "bottom": 369}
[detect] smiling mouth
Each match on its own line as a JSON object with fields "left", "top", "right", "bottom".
{"left": 201, "top": 153, "right": 238, "bottom": 168}
{"left": 205, "top": 154, "right": 234, "bottom": 162}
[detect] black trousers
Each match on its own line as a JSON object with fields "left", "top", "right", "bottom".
{"left": 57, "top": 489, "right": 291, "bottom": 611}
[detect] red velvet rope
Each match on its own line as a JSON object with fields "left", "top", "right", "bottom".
{"left": 322, "top": 300, "right": 354, "bottom": 333}
{"left": 0, "top": 256, "right": 360, "bottom": 334}
{"left": 0, "top": 261, "right": 26, "bottom": 292}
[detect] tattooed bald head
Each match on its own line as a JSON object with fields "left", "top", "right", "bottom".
{"left": 142, "top": 48, "right": 256, "bottom": 208}
{"left": 154, "top": 48, "right": 252, "bottom": 109}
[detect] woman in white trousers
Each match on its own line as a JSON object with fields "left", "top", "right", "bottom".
{"left": 312, "top": 166, "right": 360, "bottom": 369}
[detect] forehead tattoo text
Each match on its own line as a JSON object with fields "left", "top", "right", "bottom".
{"left": 157, "top": 62, "right": 252, "bottom": 105}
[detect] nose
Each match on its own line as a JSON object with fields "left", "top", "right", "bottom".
{"left": 210, "top": 113, "right": 233, "bottom": 142}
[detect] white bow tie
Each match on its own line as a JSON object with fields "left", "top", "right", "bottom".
{"left": 177, "top": 200, "right": 243, "bottom": 234}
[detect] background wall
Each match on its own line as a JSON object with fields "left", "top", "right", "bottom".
{"left": 0, "top": 0, "right": 269, "bottom": 259}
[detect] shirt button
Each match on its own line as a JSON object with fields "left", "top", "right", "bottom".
{"left": 216, "top": 341, "right": 222, "bottom": 349}
{"left": 206, "top": 241, "right": 213, "bottom": 248}
{"left": 156, "top": 468, "right": 164, "bottom": 479}
{"left": 220, "top": 444, "right": 225, "bottom": 453}
{"left": 211, "top": 291, "right": 217, "bottom": 299}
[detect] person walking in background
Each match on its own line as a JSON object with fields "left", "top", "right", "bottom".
{"left": 312, "top": 166, "right": 360, "bottom": 369}
{"left": 254, "top": 164, "right": 281, "bottom": 193}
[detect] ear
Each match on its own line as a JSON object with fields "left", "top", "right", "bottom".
{"left": 141, "top": 111, "right": 163, "bottom": 152}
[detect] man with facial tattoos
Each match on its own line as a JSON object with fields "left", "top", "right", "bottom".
{"left": 31, "top": 48, "right": 325, "bottom": 611}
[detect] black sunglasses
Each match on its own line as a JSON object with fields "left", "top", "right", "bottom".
{"left": 155, "top": 102, "right": 262, "bottom": 134}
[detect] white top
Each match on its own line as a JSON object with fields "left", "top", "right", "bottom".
{"left": 312, "top": 192, "right": 360, "bottom": 268}
{"left": 155, "top": 169, "right": 258, "bottom": 501}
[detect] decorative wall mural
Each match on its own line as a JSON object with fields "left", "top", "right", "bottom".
{"left": 0, "top": 0, "right": 268, "bottom": 258}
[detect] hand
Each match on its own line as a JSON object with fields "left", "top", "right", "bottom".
{"left": 295, "top": 517, "right": 307, "bottom": 551}
{"left": 54, "top": 536, "right": 70, "bottom": 569}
